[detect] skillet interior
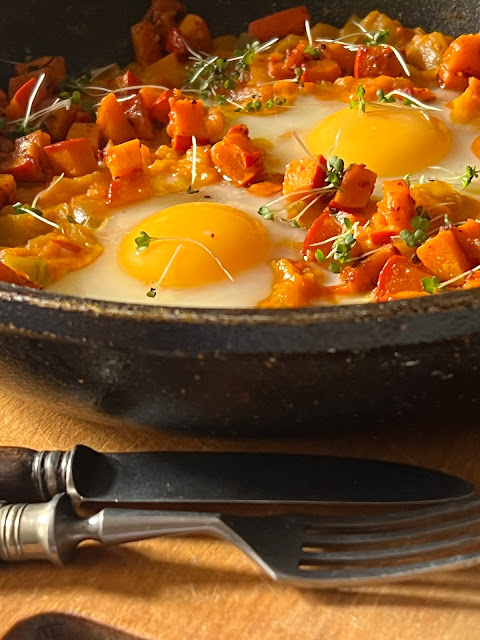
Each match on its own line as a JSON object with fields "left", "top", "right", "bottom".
{"left": 0, "top": 0, "right": 479, "bottom": 435}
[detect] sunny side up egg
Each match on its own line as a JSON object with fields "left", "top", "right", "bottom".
{"left": 49, "top": 90, "right": 480, "bottom": 308}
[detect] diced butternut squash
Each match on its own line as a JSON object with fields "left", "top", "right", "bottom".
{"left": 67, "top": 122, "right": 100, "bottom": 152}
{"left": 142, "top": 53, "right": 186, "bottom": 87}
{"left": 166, "top": 14, "right": 213, "bottom": 54}
{"left": 375, "top": 255, "right": 432, "bottom": 301}
{"left": 302, "top": 208, "right": 342, "bottom": 260}
{"left": 105, "top": 139, "right": 144, "bottom": 179}
{"left": 283, "top": 155, "right": 327, "bottom": 199}
{"left": 167, "top": 98, "right": 210, "bottom": 152}
{"left": 339, "top": 244, "right": 399, "bottom": 294}
{"left": 438, "top": 34, "right": 480, "bottom": 91}
{"left": 0, "top": 174, "right": 16, "bottom": 208}
{"left": 416, "top": 229, "right": 471, "bottom": 282}
{"left": 210, "top": 124, "right": 265, "bottom": 187}
{"left": 257, "top": 258, "right": 321, "bottom": 308}
{"left": 354, "top": 45, "right": 406, "bottom": 78}
{"left": 453, "top": 219, "right": 480, "bottom": 265}
{"left": 301, "top": 59, "right": 342, "bottom": 83}
{"left": 123, "top": 94, "right": 153, "bottom": 140}
{"left": 248, "top": 6, "right": 311, "bottom": 42}
{"left": 325, "top": 43, "right": 356, "bottom": 75}
{"left": 450, "top": 76, "right": 480, "bottom": 124}
{"left": 13, "top": 56, "right": 66, "bottom": 87}
{"left": 44, "top": 105, "right": 78, "bottom": 142}
{"left": 44, "top": 138, "right": 98, "bottom": 178}
{"left": 0, "top": 131, "right": 52, "bottom": 182}
{"left": 405, "top": 32, "right": 452, "bottom": 71}
{"left": 248, "top": 175, "right": 283, "bottom": 197}
{"left": 371, "top": 179, "right": 416, "bottom": 233}
{"left": 142, "top": 88, "right": 174, "bottom": 123}
{"left": 330, "top": 164, "right": 377, "bottom": 211}
{"left": 107, "top": 169, "right": 153, "bottom": 207}
{"left": 96, "top": 93, "right": 136, "bottom": 145}
{"left": 131, "top": 20, "right": 162, "bottom": 66}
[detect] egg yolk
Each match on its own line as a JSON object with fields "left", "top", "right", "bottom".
{"left": 119, "top": 202, "right": 269, "bottom": 288}
{"left": 306, "top": 107, "right": 452, "bottom": 177}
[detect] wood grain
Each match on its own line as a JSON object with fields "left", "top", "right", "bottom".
{"left": 0, "top": 390, "right": 479, "bottom": 640}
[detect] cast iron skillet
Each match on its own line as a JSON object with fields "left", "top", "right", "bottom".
{"left": 0, "top": 0, "right": 478, "bottom": 436}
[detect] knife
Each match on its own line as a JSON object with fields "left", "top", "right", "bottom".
{"left": 0, "top": 445, "right": 473, "bottom": 508}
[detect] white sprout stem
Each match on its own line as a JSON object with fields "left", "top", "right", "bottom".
{"left": 8, "top": 97, "right": 71, "bottom": 126}
{"left": 189, "top": 56, "right": 219, "bottom": 85}
{"left": 90, "top": 63, "right": 118, "bottom": 79}
{"left": 17, "top": 205, "right": 59, "bottom": 229}
{"left": 379, "top": 45, "right": 411, "bottom": 77}
{"left": 145, "top": 236, "right": 234, "bottom": 282}
{"left": 292, "top": 193, "right": 323, "bottom": 222}
{"left": 346, "top": 245, "right": 385, "bottom": 262}
{"left": 352, "top": 21, "right": 369, "bottom": 34}
{"left": 190, "top": 135, "right": 198, "bottom": 188}
{"left": 32, "top": 173, "right": 65, "bottom": 209}
{"left": 227, "top": 37, "right": 279, "bottom": 62}
{"left": 385, "top": 90, "right": 441, "bottom": 111}
{"left": 155, "top": 244, "right": 184, "bottom": 288}
{"left": 226, "top": 97, "right": 245, "bottom": 110}
{"left": 305, "top": 20, "right": 313, "bottom": 47}
{"left": 438, "top": 264, "right": 480, "bottom": 289}
{"left": 263, "top": 186, "right": 334, "bottom": 210}
{"left": 84, "top": 83, "right": 169, "bottom": 96}
{"left": 22, "top": 72, "right": 46, "bottom": 128}
{"left": 291, "top": 131, "right": 324, "bottom": 167}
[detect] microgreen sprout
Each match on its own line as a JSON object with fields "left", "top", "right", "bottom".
{"left": 184, "top": 38, "right": 278, "bottom": 99}
{"left": 363, "top": 28, "right": 390, "bottom": 46}
{"left": 294, "top": 67, "right": 304, "bottom": 87}
{"left": 257, "top": 186, "right": 334, "bottom": 222}
{"left": 187, "top": 135, "right": 199, "bottom": 194}
{"left": 12, "top": 202, "right": 59, "bottom": 229}
{"left": 409, "top": 165, "right": 480, "bottom": 190}
{"left": 399, "top": 206, "right": 430, "bottom": 247}
{"left": 304, "top": 20, "right": 320, "bottom": 58}
{"left": 326, "top": 155, "right": 345, "bottom": 188}
{"left": 350, "top": 84, "right": 366, "bottom": 112}
{"left": 422, "top": 264, "right": 480, "bottom": 294}
{"left": 133, "top": 233, "right": 234, "bottom": 283}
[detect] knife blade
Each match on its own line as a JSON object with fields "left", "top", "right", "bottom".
{"left": 0, "top": 445, "right": 473, "bottom": 508}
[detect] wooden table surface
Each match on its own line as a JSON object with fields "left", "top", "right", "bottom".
{"left": 0, "top": 390, "right": 479, "bottom": 640}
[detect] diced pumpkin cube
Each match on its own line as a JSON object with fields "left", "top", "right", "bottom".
{"left": 451, "top": 77, "right": 480, "bottom": 124}
{"left": 105, "top": 139, "right": 144, "bottom": 179}
{"left": 131, "top": 20, "right": 162, "bottom": 66}
{"left": 123, "top": 94, "right": 153, "bottom": 140}
{"left": 453, "top": 219, "right": 480, "bottom": 265}
{"left": 210, "top": 124, "right": 265, "bottom": 187}
{"left": 258, "top": 258, "right": 321, "bottom": 308}
{"left": 354, "top": 45, "right": 405, "bottom": 78}
{"left": 300, "top": 59, "right": 342, "bottom": 83}
{"left": 142, "top": 53, "right": 186, "bottom": 88}
{"left": 330, "top": 163, "right": 377, "bottom": 211}
{"left": 283, "top": 155, "right": 327, "bottom": 199}
{"left": 302, "top": 208, "right": 342, "bottom": 260}
{"left": 0, "top": 131, "right": 52, "bottom": 182}
{"left": 67, "top": 122, "right": 100, "bottom": 152}
{"left": 339, "top": 244, "right": 399, "bottom": 293}
{"left": 96, "top": 93, "right": 136, "bottom": 145}
{"left": 44, "top": 105, "right": 78, "bottom": 142}
{"left": 248, "top": 6, "right": 311, "bottom": 42}
{"left": 416, "top": 228, "right": 471, "bottom": 282}
{"left": 375, "top": 255, "right": 432, "bottom": 301}
{"left": 5, "top": 77, "right": 48, "bottom": 121}
{"left": 167, "top": 98, "right": 210, "bottom": 152}
{"left": 166, "top": 14, "right": 213, "bottom": 54}
{"left": 371, "top": 179, "right": 415, "bottom": 233}
{"left": 14, "top": 56, "right": 66, "bottom": 87}
{"left": 44, "top": 138, "right": 97, "bottom": 178}
{"left": 438, "top": 34, "right": 480, "bottom": 90}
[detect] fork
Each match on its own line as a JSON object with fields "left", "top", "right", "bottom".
{"left": 2, "top": 493, "right": 480, "bottom": 588}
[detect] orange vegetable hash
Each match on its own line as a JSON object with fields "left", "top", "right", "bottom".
{"left": 1, "top": 0, "right": 480, "bottom": 306}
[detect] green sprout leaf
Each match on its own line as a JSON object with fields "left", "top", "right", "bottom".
{"left": 315, "top": 249, "right": 325, "bottom": 263}
{"left": 462, "top": 166, "right": 479, "bottom": 189}
{"left": 135, "top": 230, "right": 153, "bottom": 251}
{"left": 422, "top": 275, "right": 441, "bottom": 294}
{"left": 364, "top": 28, "right": 390, "bottom": 46}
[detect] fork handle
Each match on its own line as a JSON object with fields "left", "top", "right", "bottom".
{"left": 0, "top": 446, "right": 68, "bottom": 503}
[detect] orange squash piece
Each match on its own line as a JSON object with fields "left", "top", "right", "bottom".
{"left": 451, "top": 76, "right": 480, "bottom": 124}
{"left": 123, "top": 94, "right": 153, "bottom": 140}
{"left": 453, "top": 219, "right": 480, "bottom": 265}
{"left": 371, "top": 179, "right": 416, "bottom": 233}
{"left": 330, "top": 164, "right": 377, "bottom": 211}
{"left": 257, "top": 258, "right": 321, "bottom": 308}
{"left": 131, "top": 20, "right": 162, "bottom": 66}
{"left": 248, "top": 6, "right": 310, "bottom": 42}
{"left": 105, "top": 139, "right": 144, "bottom": 179}
{"left": 438, "top": 34, "right": 480, "bottom": 90}
{"left": 13, "top": 56, "right": 66, "bottom": 87}
{"left": 301, "top": 59, "right": 342, "bottom": 83}
{"left": 167, "top": 97, "right": 210, "bottom": 152}
{"left": 339, "top": 244, "right": 399, "bottom": 294}
{"left": 210, "top": 124, "right": 265, "bottom": 187}
{"left": 283, "top": 155, "right": 327, "bottom": 199}
{"left": 4, "top": 77, "right": 48, "bottom": 121}
{"left": 375, "top": 255, "right": 432, "bottom": 301}
{"left": 44, "top": 138, "right": 98, "bottom": 178}
{"left": 107, "top": 169, "right": 153, "bottom": 207}
{"left": 166, "top": 14, "right": 213, "bottom": 54}
{"left": 0, "top": 174, "right": 16, "bottom": 209}
{"left": 354, "top": 45, "right": 405, "bottom": 78}
{"left": 67, "top": 122, "right": 101, "bottom": 152}
{"left": 0, "top": 131, "right": 52, "bottom": 183}
{"left": 0, "top": 261, "right": 41, "bottom": 288}
{"left": 44, "top": 106, "right": 78, "bottom": 142}
{"left": 416, "top": 229, "right": 471, "bottom": 282}
{"left": 302, "top": 208, "right": 342, "bottom": 260}
{"left": 96, "top": 93, "right": 136, "bottom": 145}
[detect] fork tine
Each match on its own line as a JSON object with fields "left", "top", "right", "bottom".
{"left": 303, "top": 513, "right": 480, "bottom": 547}
{"left": 301, "top": 530, "right": 480, "bottom": 564}
{"left": 290, "top": 551, "right": 480, "bottom": 587}
{"left": 302, "top": 496, "right": 480, "bottom": 533}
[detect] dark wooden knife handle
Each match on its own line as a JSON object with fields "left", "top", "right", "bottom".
{"left": 0, "top": 447, "right": 43, "bottom": 503}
